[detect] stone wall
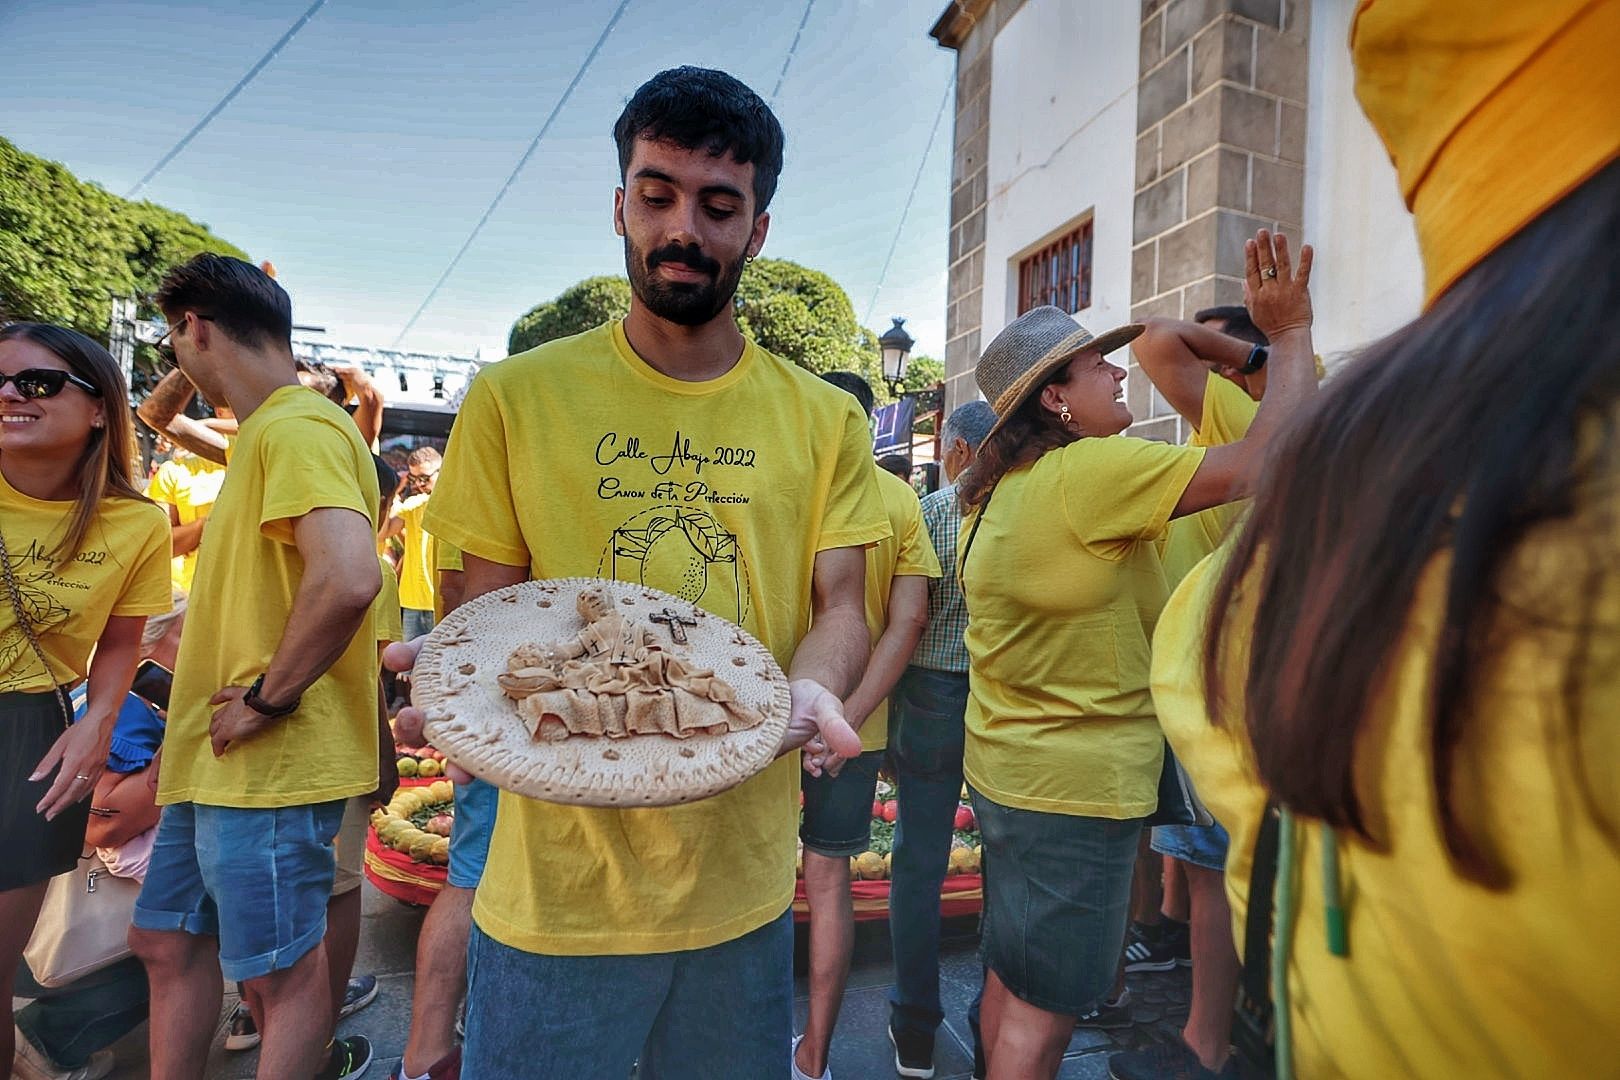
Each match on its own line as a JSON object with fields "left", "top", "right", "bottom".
{"left": 931, "top": 0, "right": 1027, "bottom": 412}
{"left": 1126, "top": 0, "right": 1310, "bottom": 442}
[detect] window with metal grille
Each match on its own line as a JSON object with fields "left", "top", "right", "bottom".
{"left": 1017, "top": 220, "right": 1093, "bottom": 315}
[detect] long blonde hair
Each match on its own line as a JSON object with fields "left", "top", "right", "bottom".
{"left": 0, "top": 323, "right": 150, "bottom": 566}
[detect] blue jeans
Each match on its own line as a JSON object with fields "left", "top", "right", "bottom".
{"left": 15, "top": 957, "right": 147, "bottom": 1070}
{"left": 402, "top": 607, "right": 435, "bottom": 641}
{"left": 462, "top": 911, "right": 794, "bottom": 1079}
{"left": 885, "top": 666, "right": 969, "bottom": 1038}
{"left": 132, "top": 800, "right": 345, "bottom": 982}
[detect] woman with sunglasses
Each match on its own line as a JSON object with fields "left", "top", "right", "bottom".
{"left": 0, "top": 323, "right": 172, "bottom": 1071}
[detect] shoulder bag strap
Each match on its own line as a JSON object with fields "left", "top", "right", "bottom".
{"left": 0, "top": 527, "right": 73, "bottom": 728}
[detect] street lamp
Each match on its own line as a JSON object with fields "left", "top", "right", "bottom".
{"left": 879, "top": 316, "right": 914, "bottom": 394}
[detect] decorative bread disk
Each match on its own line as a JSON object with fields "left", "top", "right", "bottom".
{"left": 412, "top": 578, "right": 791, "bottom": 807}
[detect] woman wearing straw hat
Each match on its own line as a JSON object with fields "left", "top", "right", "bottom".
{"left": 956, "top": 230, "right": 1315, "bottom": 1080}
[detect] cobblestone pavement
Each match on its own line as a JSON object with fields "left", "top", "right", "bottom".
{"left": 94, "top": 884, "right": 1191, "bottom": 1078}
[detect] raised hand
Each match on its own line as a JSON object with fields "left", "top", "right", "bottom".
{"left": 1244, "top": 228, "right": 1313, "bottom": 340}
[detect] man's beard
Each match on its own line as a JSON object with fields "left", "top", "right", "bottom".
{"left": 625, "top": 238, "right": 746, "bottom": 327}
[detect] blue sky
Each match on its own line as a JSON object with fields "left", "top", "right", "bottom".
{"left": 1, "top": 0, "right": 955, "bottom": 361}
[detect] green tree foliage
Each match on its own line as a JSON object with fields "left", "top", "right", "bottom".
{"left": 0, "top": 137, "right": 247, "bottom": 340}
{"left": 902, "top": 354, "right": 944, "bottom": 392}
{"left": 507, "top": 258, "right": 915, "bottom": 400}
{"left": 508, "top": 275, "right": 633, "bottom": 354}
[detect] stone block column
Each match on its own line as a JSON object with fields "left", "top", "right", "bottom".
{"left": 1126, "top": 0, "right": 1309, "bottom": 442}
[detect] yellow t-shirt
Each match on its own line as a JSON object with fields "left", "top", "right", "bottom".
{"left": 394, "top": 493, "right": 437, "bottom": 612}
{"left": 159, "top": 386, "right": 381, "bottom": 809}
{"left": 961, "top": 436, "right": 1204, "bottom": 818}
{"left": 424, "top": 321, "right": 889, "bottom": 955}
{"left": 433, "top": 540, "right": 463, "bottom": 623}
{"left": 1160, "top": 373, "right": 1259, "bottom": 585}
{"left": 857, "top": 467, "right": 942, "bottom": 751}
{"left": 375, "top": 555, "right": 403, "bottom": 645}
{"left": 1153, "top": 514, "right": 1620, "bottom": 1077}
{"left": 0, "top": 471, "right": 171, "bottom": 692}
{"left": 144, "top": 453, "right": 227, "bottom": 592}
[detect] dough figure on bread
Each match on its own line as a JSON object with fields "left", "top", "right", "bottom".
{"left": 496, "top": 586, "right": 765, "bottom": 742}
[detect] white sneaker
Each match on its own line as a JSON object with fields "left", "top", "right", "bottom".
{"left": 790, "top": 1034, "right": 832, "bottom": 1080}
{"left": 12, "top": 1029, "right": 114, "bottom": 1080}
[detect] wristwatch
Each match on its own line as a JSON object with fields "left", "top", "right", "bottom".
{"left": 243, "top": 674, "right": 300, "bottom": 718}
{"left": 1238, "top": 344, "right": 1269, "bottom": 375}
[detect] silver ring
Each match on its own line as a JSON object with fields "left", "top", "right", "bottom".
{"left": 74, "top": 773, "right": 91, "bottom": 781}
{"left": 1261, "top": 267, "right": 1278, "bottom": 279}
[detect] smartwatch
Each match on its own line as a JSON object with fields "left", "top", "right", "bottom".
{"left": 1238, "top": 344, "right": 1269, "bottom": 375}
{"left": 243, "top": 674, "right": 300, "bottom": 718}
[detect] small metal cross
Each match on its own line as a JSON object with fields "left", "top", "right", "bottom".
{"left": 650, "top": 608, "right": 698, "bottom": 645}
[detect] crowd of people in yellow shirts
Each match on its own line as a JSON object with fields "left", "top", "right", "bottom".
{"left": 0, "top": 2, "right": 1616, "bottom": 1078}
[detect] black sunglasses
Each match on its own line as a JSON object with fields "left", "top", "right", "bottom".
{"left": 0, "top": 368, "right": 102, "bottom": 400}
{"left": 153, "top": 313, "right": 213, "bottom": 368}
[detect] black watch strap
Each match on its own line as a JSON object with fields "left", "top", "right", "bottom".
{"left": 1238, "top": 344, "right": 1269, "bottom": 375}
{"left": 244, "top": 674, "right": 299, "bottom": 717}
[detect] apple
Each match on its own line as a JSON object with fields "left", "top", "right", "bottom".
{"left": 881, "top": 800, "right": 898, "bottom": 823}
{"left": 954, "top": 806, "right": 976, "bottom": 830}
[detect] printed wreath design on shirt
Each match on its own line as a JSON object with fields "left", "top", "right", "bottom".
{"left": 0, "top": 574, "right": 70, "bottom": 692}
{"left": 603, "top": 508, "right": 750, "bottom": 626}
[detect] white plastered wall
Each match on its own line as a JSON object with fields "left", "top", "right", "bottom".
{"left": 1302, "top": 0, "right": 1425, "bottom": 369}
{"left": 980, "top": 0, "right": 1140, "bottom": 356}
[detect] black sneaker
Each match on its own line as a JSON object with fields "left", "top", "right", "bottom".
{"left": 1074, "top": 989, "right": 1134, "bottom": 1030}
{"left": 1109, "top": 1041, "right": 1237, "bottom": 1079}
{"left": 888, "top": 1023, "right": 935, "bottom": 1079}
{"left": 340, "top": 975, "right": 380, "bottom": 1020}
{"left": 317, "top": 1035, "right": 374, "bottom": 1080}
{"left": 1123, "top": 919, "right": 1190, "bottom": 972}
{"left": 223, "top": 1002, "right": 260, "bottom": 1051}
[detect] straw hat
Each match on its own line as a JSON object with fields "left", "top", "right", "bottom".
{"left": 975, "top": 306, "right": 1143, "bottom": 443}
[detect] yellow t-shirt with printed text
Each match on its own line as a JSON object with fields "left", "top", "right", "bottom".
{"left": 1160, "top": 373, "right": 1259, "bottom": 586}
{"left": 145, "top": 453, "right": 227, "bottom": 592}
{"left": 857, "top": 467, "right": 942, "bottom": 751}
{"left": 159, "top": 386, "right": 381, "bottom": 809}
{"left": 1153, "top": 491, "right": 1620, "bottom": 1077}
{"left": 0, "top": 471, "right": 171, "bottom": 692}
{"left": 425, "top": 321, "right": 889, "bottom": 956}
{"left": 962, "top": 436, "right": 1204, "bottom": 817}
{"left": 394, "top": 493, "right": 437, "bottom": 612}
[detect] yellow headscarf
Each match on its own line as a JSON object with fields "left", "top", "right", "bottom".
{"left": 1352, "top": 0, "right": 1620, "bottom": 307}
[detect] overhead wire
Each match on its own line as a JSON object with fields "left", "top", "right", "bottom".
{"left": 392, "top": 0, "right": 632, "bottom": 348}
{"left": 863, "top": 70, "right": 954, "bottom": 327}
{"left": 128, "top": 0, "right": 329, "bottom": 197}
{"left": 769, "top": 0, "right": 817, "bottom": 103}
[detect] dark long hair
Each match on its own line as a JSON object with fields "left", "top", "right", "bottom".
{"left": 1204, "top": 159, "right": 1620, "bottom": 887}
{"left": 956, "top": 375, "right": 1081, "bottom": 511}
{"left": 0, "top": 323, "right": 149, "bottom": 565}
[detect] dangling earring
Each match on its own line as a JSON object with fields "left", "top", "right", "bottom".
{"left": 1059, "top": 404, "right": 1073, "bottom": 426}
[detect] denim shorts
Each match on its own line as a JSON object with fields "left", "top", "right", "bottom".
{"left": 331, "top": 796, "right": 369, "bottom": 896}
{"left": 799, "top": 749, "right": 885, "bottom": 858}
{"left": 448, "top": 778, "right": 497, "bottom": 889}
{"left": 132, "top": 799, "right": 345, "bottom": 982}
{"left": 463, "top": 910, "right": 792, "bottom": 1079}
{"left": 970, "top": 788, "right": 1143, "bottom": 1016}
{"left": 402, "top": 607, "right": 435, "bottom": 642}
{"left": 1151, "top": 820, "right": 1230, "bottom": 872}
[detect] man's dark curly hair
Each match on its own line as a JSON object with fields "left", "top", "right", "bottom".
{"left": 613, "top": 67, "right": 785, "bottom": 213}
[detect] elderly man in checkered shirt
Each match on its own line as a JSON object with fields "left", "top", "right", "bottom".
{"left": 884, "top": 400, "right": 997, "bottom": 1080}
